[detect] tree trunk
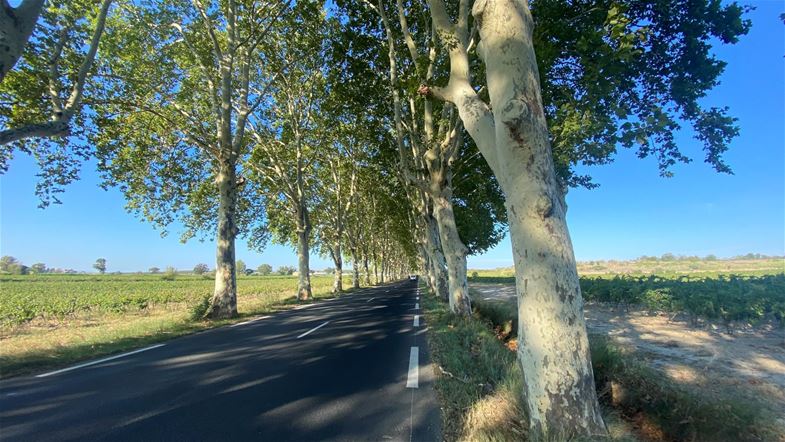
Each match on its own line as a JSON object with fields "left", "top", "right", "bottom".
{"left": 424, "top": 215, "right": 449, "bottom": 300}
{"left": 474, "top": 0, "right": 606, "bottom": 437}
{"left": 351, "top": 248, "right": 361, "bottom": 289}
{"left": 433, "top": 196, "right": 470, "bottom": 315}
{"left": 0, "top": 0, "right": 44, "bottom": 83}
{"left": 332, "top": 241, "right": 343, "bottom": 293}
{"left": 432, "top": 184, "right": 471, "bottom": 315}
{"left": 296, "top": 205, "right": 312, "bottom": 300}
{"left": 208, "top": 162, "right": 239, "bottom": 319}
{"left": 363, "top": 252, "right": 371, "bottom": 286}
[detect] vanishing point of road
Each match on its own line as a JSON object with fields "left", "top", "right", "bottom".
{"left": 0, "top": 279, "right": 439, "bottom": 441}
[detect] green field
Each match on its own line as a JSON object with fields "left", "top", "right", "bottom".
{"left": 0, "top": 273, "right": 353, "bottom": 377}
{"left": 0, "top": 273, "right": 342, "bottom": 326}
{"left": 469, "top": 258, "right": 785, "bottom": 328}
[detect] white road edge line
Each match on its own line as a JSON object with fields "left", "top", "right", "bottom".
{"left": 406, "top": 346, "right": 419, "bottom": 388}
{"left": 36, "top": 344, "right": 166, "bottom": 378}
{"left": 413, "top": 315, "right": 420, "bottom": 327}
{"left": 230, "top": 316, "right": 271, "bottom": 327}
{"left": 297, "top": 321, "right": 330, "bottom": 339}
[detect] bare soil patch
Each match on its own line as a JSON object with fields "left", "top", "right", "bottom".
{"left": 471, "top": 283, "right": 785, "bottom": 428}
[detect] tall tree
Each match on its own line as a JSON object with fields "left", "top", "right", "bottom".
{"left": 247, "top": 1, "right": 326, "bottom": 300}
{"left": 311, "top": 118, "right": 361, "bottom": 294}
{"left": 93, "top": 0, "right": 289, "bottom": 318}
{"left": 421, "top": 0, "right": 749, "bottom": 437}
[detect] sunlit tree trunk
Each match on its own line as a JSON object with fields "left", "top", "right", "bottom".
{"left": 351, "top": 247, "right": 361, "bottom": 288}
{"left": 432, "top": 191, "right": 470, "bottom": 313}
{"left": 425, "top": 0, "right": 607, "bottom": 437}
{"left": 296, "top": 204, "right": 312, "bottom": 300}
{"left": 331, "top": 241, "right": 343, "bottom": 293}
{"left": 209, "top": 162, "right": 239, "bottom": 318}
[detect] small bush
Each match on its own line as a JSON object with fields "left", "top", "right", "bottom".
{"left": 189, "top": 294, "right": 211, "bottom": 321}
{"left": 161, "top": 266, "right": 177, "bottom": 281}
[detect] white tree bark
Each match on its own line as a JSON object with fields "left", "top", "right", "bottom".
{"left": 424, "top": 213, "right": 449, "bottom": 300}
{"left": 296, "top": 204, "right": 313, "bottom": 300}
{"left": 351, "top": 247, "right": 361, "bottom": 289}
{"left": 0, "top": 0, "right": 44, "bottom": 83}
{"left": 330, "top": 241, "right": 343, "bottom": 293}
{"left": 425, "top": 0, "right": 607, "bottom": 437}
{"left": 209, "top": 163, "right": 239, "bottom": 318}
{"left": 432, "top": 189, "right": 470, "bottom": 313}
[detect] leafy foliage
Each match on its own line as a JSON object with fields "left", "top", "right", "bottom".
{"left": 532, "top": 0, "right": 751, "bottom": 187}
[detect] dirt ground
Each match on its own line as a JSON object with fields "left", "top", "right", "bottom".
{"left": 471, "top": 283, "right": 785, "bottom": 425}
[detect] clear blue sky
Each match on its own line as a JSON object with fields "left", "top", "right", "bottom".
{"left": 1, "top": 2, "right": 783, "bottom": 272}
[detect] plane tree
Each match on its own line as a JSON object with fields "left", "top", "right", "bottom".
{"left": 417, "top": 0, "right": 750, "bottom": 437}
{"left": 246, "top": 2, "right": 326, "bottom": 300}
{"left": 91, "top": 0, "right": 292, "bottom": 319}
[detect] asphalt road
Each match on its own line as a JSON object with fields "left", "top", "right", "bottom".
{"left": 0, "top": 279, "right": 439, "bottom": 441}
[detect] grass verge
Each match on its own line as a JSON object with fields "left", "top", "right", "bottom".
{"left": 468, "top": 298, "right": 781, "bottom": 441}
{"left": 421, "top": 291, "right": 638, "bottom": 441}
{"left": 0, "top": 283, "right": 364, "bottom": 379}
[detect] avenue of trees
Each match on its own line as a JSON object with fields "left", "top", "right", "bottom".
{"left": 0, "top": 0, "right": 749, "bottom": 438}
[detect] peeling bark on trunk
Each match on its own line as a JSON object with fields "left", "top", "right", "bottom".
{"left": 475, "top": 1, "right": 606, "bottom": 435}
{"left": 433, "top": 192, "right": 470, "bottom": 314}
{"left": 424, "top": 214, "right": 449, "bottom": 300}
{"left": 424, "top": 0, "right": 607, "bottom": 437}
{"left": 208, "top": 163, "right": 238, "bottom": 319}
{"left": 296, "top": 205, "right": 312, "bottom": 301}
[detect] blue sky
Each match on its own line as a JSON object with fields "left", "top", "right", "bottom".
{"left": 1, "top": 2, "right": 783, "bottom": 272}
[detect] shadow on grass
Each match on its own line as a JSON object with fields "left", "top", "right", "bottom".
{"left": 0, "top": 285, "right": 369, "bottom": 379}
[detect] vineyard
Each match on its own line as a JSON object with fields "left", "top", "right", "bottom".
{"left": 472, "top": 272, "right": 785, "bottom": 329}
{"left": 0, "top": 274, "right": 341, "bottom": 327}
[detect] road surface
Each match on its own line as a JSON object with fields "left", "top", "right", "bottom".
{"left": 0, "top": 279, "right": 439, "bottom": 441}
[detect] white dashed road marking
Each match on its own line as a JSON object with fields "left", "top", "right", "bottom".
{"left": 297, "top": 321, "right": 330, "bottom": 339}
{"left": 406, "top": 347, "right": 419, "bottom": 388}
{"left": 413, "top": 315, "right": 420, "bottom": 327}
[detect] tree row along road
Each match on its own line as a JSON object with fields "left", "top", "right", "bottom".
{"left": 0, "top": 280, "right": 439, "bottom": 441}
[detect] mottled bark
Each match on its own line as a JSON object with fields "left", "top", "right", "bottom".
{"left": 425, "top": 0, "right": 607, "bottom": 437}
{"left": 208, "top": 163, "right": 239, "bottom": 319}
{"left": 296, "top": 205, "right": 312, "bottom": 300}
{"left": 331, "top": 241, "right": 343, "bottom": 293}
{"left": 433, "top": 191, "right": 471, "bottom": 314}
{"left": 424, "top": 214, "right": 449, "bottom": 300}
{"left": 351, "top": 247, "right": 361, "bottom": 289}
{"left": 0, "top": 0, "right": 44, "bottom": 83}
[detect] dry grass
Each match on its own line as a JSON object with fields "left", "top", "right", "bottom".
{"left": 471, "top": 296, "right": 783, "bottom": 441}
{"left": 0, "top": 277, "right": 356, "bottom": 378}
{"left": 421, "top": 285, "right": 638, "bottom": 441}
